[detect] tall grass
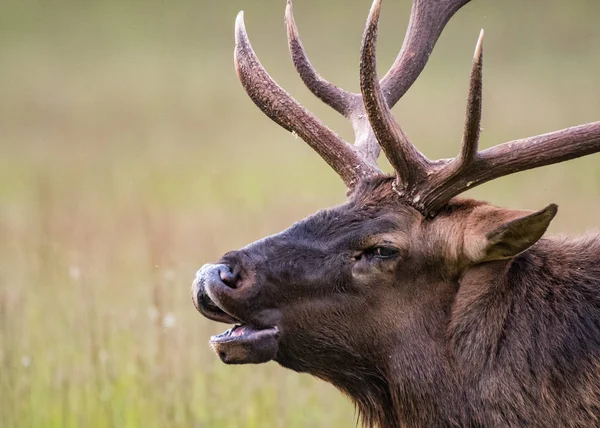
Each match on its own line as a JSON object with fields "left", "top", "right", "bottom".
{"left": 0, "top": 0, "right": 599, "bottom": 426}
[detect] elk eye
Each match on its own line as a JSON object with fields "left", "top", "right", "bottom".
{"left": 368, "top": 246, "right": 399, "bottom": 259}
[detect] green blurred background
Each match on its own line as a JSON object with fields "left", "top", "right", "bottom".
{"left": 1, "top": 0, "right": 599, "bottom": 426}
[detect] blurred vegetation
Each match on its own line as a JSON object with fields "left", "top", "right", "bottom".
{"left": 0, "top": 0, "right": 598, "bottom": 426}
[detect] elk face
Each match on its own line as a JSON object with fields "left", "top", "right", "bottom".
{"left": 192, "top": 175, "right": 558, "bottom": 375}
{"left": 192, "top": 177, "right": 427, "bottom": 369}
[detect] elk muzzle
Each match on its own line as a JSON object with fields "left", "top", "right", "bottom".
{"left": 192, "top": 263, "right": 280, "bottom": 364}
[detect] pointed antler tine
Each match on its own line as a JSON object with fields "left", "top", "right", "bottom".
{"left": 234, "top": 10, "right": 244, "bottom": 47}
{"left": 285, "top": 0, "right": 356, "bottom": 117}
{"left": 285, "top": 0, "right": 383, "bottom": 167}
{"left": 360, "top": 0, "right": 430, "bottom": 190}
{"left": 459, "top": 29, "right": 484, "bottom": 168}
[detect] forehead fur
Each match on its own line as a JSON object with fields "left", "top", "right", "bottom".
{"left": 287, "top": 176, "right": 417, "bottom": 244}
{"left": 349, "top": 175, "right": 487, "bottom": 217}
{"left": 349, "top": 176, "right": 400, "bottom": 206}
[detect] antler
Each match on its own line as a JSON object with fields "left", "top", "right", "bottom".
{"left": 235, "top": 0, "right": 468, "bottom": 187}
{"left": 360, "top": 0, "right": 433, "bottom": 190}
{"left": 234, "top": 0, "right": 600, "bottom": 216}
{"left": 234, "top": 12, "right": 379, "bottom": 188}
{"left": 360, "top": 1, "right": 600, "bottom": 216}
{"left": 284, "top": 0, "right": 468, "bottom": 173}
{"left": 415, "top": 29, "right": 600, "bottom": 214}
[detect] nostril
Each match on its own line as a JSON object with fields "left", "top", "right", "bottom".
{"left": 219, "top": 265, "right": 238, "bottom": 288}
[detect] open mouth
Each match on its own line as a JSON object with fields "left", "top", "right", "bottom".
{"left": 192, "top": 275, "right": 280, "bottom": 365}
{"left": 210, "top": 324, "right": 280, "bottom": 364}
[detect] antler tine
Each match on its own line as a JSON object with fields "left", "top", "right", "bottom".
{"left": 285, "top": 0, "right": 358, "bottom": 117}
{"left": 414, "top": 31, "right": 600, "bottom": 217}
{"left": 360, "top": 0, "right": 431, "bottom": 191}
{"left": 234, "top": 11, "right": 380, "bottom": 188}
{"left": 380, "top": 0, "right": 472, "bottom": 107}
{"left": 285, "top": 0, "right": 381, "bottom": 167}
{"left": 458, "top": 29, "right": 484, "bottom": 169}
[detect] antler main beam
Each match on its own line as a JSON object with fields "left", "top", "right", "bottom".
{"left": 379, "top": 0, "right": 471, "bottom": 107}
{"left": 417, "top": 122, "right": 600, "bottom": 216}
{"left": 234, "top": 12, "right": 379, "bottom": 188}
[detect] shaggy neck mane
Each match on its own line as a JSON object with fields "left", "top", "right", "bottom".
{"left": 335, "top": 233, "right": 600, "bottom": 427}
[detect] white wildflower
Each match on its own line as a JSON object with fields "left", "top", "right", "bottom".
{"left": 162, "top": 312, "right": 176, "bottom": 329}
{"left": 21, "top": 355, "right": 31, "bottom": 368}
{"left": 68, "top": 265, "right": 81, "bottom": 281}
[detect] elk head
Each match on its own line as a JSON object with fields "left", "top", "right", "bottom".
{"left": 192, "top": 0, "right": 600, "bottom": 421}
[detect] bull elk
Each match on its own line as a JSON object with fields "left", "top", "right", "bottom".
{"left": 191, "top": 0, "right": 600, "bottom": 426}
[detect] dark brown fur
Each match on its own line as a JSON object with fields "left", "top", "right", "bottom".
{"left": 195, "top": 176, "right": 600, "bottom": 427}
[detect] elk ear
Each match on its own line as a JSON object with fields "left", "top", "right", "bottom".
{"left": 464, "top": 203, "right": 558, "bottom": 263}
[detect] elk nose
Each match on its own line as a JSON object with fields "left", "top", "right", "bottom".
{"left": 218, "top": 265, "right": 238, "bottom": 288}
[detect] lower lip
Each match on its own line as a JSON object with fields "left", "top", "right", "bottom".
{"left": 210, "top": 325, "right": 279, "bottom": 343}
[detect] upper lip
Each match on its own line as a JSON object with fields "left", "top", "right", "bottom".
{"left": 195, "top": 289, "right": 242, "bottom": 325}
{"left": 191, "top": 270, "right": 242, "bottom": 324}
{"left": 192, "top": 264, "right": 277, "bottom": 331}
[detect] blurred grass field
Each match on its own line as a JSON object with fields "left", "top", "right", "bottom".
{"left": 0, "top": 0, "right": 599, "bottom": 426}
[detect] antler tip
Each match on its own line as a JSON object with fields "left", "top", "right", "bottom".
{"left": 368, "top": 0, "right": 383, "bottom": 21}
{"left": 234, "top": 10, "right": 251, "bottom": 76}
{"left": 363, "top": 0, "right": 382, "bottom": 50}
{"left": 235, "top": 10, "right": 246, "bottom": 38}
{"left": 285, "top": 0, "right": 296, "bottom": 33}
{"left": 234, "top": 11, "right": 251, "bottom": 51}
{"left": 473, "top": 29, "right": 484, "bottom": 63}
